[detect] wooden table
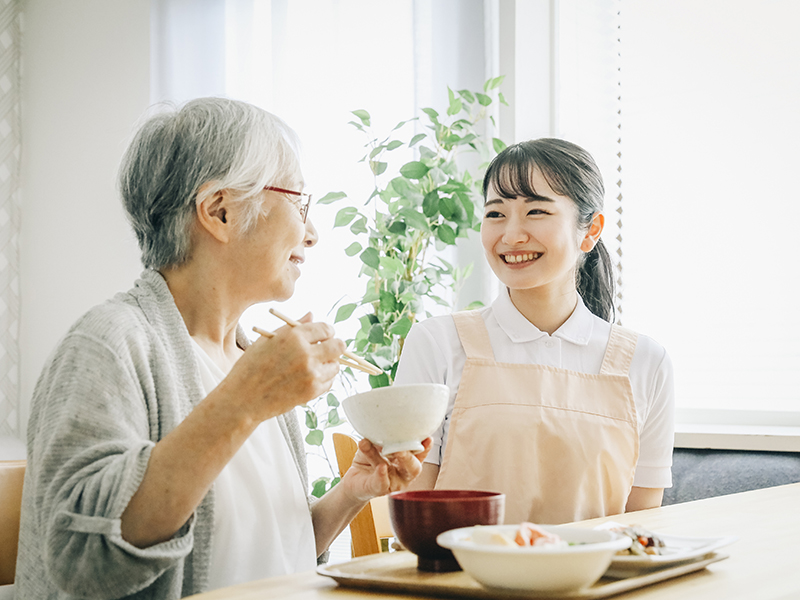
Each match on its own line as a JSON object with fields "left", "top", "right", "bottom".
{"left": 189, "top": 483, "right": 800, "bottom": 600}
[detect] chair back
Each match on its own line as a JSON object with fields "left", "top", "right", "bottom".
{"left": 332, "top": 434, "right": 394, "bottom": 557}
{"left": 0, "top": 460, "right": 25, "bottom": 585}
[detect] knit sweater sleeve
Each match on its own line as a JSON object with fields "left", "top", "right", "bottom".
{"left": 21, "top": 316, "right": 194, "bottom": 599}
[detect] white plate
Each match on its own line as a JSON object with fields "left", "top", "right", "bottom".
{"left": 596, "top": 523, "right": 738, "bottom": 577}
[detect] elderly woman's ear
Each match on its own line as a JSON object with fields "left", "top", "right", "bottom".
{"left": 195, "top": 184, "right": 235, "bottom": 244}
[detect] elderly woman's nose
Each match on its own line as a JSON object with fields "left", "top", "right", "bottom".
{"left": 304, "top": 218, "right": 319, "bottom": 247}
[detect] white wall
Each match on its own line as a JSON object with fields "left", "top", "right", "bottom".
{"left": 19, "top": 0, "right": 150, "bottom": 432}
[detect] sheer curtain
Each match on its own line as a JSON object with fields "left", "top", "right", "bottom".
{"left": 619, "top": 0, "right": 800, "bottom": 428}
{"left": 0, "top": 0, "right": 21, "bottom": 442}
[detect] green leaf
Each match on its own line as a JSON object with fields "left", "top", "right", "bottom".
{"left": 379, "top": 290, "right": 398, "bottom": 313}
{"left": 399, "top": 208, "right": 430, "bottom": 232}
{"left": 386, "top": 140, "right": 403, "bottom": 151}
{"left": 350, "top": 216, "right": 368, "bottom": 235}
{"left": 317, "top": 191, "right": 347, "bottom": 204}
{"left": 388, "top": 317, "right": 413, "bottom": 337}
{"left": 352, "top": 109, "right": 371, "bottom": 126}
{"left": 447, "top": 98, "right": 463, "bottom": 116}
{"left": 399, "top": 161, "right": 430, "bottom": 179}
{"left": 370, "top": 161, "right": 388, "bottom": 175}
{"left": 387, "top": 220, "right": 406, "bottom": 234}
{"left": 334, "top": 206, "right": 358, "bottom": 227}
{"left": 422, "top": 190, "right": 439, "bottom": 217}
{"left": 368, "top": 372, "right": 391, "bottom": 388}
{"left": 476, "top": 92, "right": 492, "bottom": 106}
{"left": 458, "top": 89, "right": 476, "bottom": 103}
{"left": 305, "top": 411, "right": 318, "bottom": 429}
{"left": 305, "top": 429, "right": 324, "bottom": 446}
{"left": 379, "top": 256, "right": 405, "bottom": 277}
{"left": 368, "top": 323, "right": 385, "bottom": 344}
{"left": 390, "top": 177, "right": 416, "bottom": 199}
{"left": 464, "top": 300, "right": 485, "bottom": 310}
{"left": 439, "top": 180, "right": 469, "bottom": 193}
{"left": 335, "top": 303, "right": 357, "bottom": 323}
{"left": 421, "top": 107, "right": 439, "bottom": 121}
{"left": 326, "top": 393, "right": 339, "bottom": 407}
{"left": 492, "top": 137, "right": 507, "bottom": 153}
{"left": 327, "top": 408, "right": 343, "bottom": 426}
{"left": 484, "top": 75, "right": 505, "bottom": 91}
{"left": 360, "top": 247, "right": 380, "bottom": 269}
{"left": 438, "top": 195, "right": 456, "bottom": 219}
{"left": 344, "top": 242, "right": 362, "bottom": 257}
{"left": 458, "top": 194, "right": 477, "bottom": 224}
{"left": 499, "top": 92, "right": 509, "bottom": 106}
{"left": 437, "top": 223, "right": 457, "bottom": 244}
{"left": 409, "top": 133, "right": 426, "bottom": 147}
{"left": 311, "top": 477, "right": 329, "bottom": 498}
{"left": 369, "top": 145, "right": 384, "bottom": 159}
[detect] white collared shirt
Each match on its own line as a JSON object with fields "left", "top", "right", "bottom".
{"left": 394, "top": 289, "right": 675, "bottom": 489}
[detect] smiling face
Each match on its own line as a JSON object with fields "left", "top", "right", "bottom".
{"left": 481, "top": 168, "right": 585, "bottom": 297}
{"left": 229, "top": 182, "right": 318, "bottom": 303}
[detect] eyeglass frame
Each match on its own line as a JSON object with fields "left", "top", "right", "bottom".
{"left": 264, "top": 186, "right": 312, "bottom": 223}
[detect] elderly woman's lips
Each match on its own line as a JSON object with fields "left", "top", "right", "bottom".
{"left": 289, "top": 255, "right": 304, "bottom": 264}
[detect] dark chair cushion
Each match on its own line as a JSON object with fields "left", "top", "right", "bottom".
{"left": 663, "top": 448, "right": 800, "bottom": 506}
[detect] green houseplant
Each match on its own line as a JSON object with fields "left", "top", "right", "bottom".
{"left": 304, "top": 77, "right": 508, "bottom": 497}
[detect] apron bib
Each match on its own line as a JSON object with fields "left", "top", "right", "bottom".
{"left": 435, "top": 311, "right": 640, "bottom": 524}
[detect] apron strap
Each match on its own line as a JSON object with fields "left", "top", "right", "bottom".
{"left": 599, "top": 324, "right": 639, "bottom": 376}
{"left": 452, "top": 311, "right": 496, "bottom": 361}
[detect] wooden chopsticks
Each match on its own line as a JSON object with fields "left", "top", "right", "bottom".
{"left": 251, "top": 308, "right": 383, "bottom": 377}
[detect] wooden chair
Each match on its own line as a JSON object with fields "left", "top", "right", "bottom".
{"left": 332, "top": 433, "right": 394, "bottom": 557}
{"left": 0, "top": 460, "right": 26, "bottom": 586}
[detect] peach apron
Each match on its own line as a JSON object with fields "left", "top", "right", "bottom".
{"left": 435, "top": 311, "right": 640, "bottom": 524}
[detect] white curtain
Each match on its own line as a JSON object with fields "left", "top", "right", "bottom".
{"left": 0, "top": 0, "right": 21, "bottom": 439}
{"left": 619, "top": 0, "right": 800, "bottom": 419}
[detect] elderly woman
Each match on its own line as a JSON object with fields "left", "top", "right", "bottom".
{"left": 16, "top": 98, "right": 429, "bottom": 599}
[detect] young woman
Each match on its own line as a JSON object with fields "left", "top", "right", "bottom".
{"left": 394, "top": 138, "right": 674, "bottom": 525}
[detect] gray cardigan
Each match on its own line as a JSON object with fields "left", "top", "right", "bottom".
{"left": 16, "top": 270, "right": 311, "bottom": 599}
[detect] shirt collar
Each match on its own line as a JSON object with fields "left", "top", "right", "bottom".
{"left": 491, "top": 288, "right": 594, "bottom": 346}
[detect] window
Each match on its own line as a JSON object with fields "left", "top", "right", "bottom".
{"left": 618, "top": 0, "right": 800, "bottom": 447}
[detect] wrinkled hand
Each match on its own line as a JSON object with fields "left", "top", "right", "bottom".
{"left": 341, "top": 437, "right": 432, "bottom": 503}
{"left": 222, "top": 312, "right": 345, "bottom": 422}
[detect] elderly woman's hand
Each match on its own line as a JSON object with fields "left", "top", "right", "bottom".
{"left": 223, "top": 314, "right": 346, "bottom": 422}
{"left": 341, "top": 437, "right": 433, "bottom": 503}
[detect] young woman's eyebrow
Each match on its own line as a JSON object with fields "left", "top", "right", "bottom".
{"left": 485, "top": 194, "right": 555, "bottom": 206}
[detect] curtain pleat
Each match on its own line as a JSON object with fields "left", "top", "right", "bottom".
{"left": 0, "top": 0, "right": 21, "bottom": 437}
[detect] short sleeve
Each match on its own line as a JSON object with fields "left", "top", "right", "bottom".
{"left": 395, "top": 321, "right": 453, "bottom": 466}
{"left": 633, "top": 346, "right": 675, "bottom": 489}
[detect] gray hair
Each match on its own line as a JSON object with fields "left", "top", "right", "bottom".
{"left": 118, "top": 97, "right": 302, "bottom": 269}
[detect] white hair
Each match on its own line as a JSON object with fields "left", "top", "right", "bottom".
{"left": 118, "top": 97, "right": 302, "bottom": 269}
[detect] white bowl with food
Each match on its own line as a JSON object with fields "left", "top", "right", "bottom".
{"left": 436, "top": 523, "right": 632, "bottom": 593}
{"left": 341, "top": 383, "right": 448, "bottom": 455}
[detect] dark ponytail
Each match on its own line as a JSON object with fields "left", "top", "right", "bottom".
{"left": 483, "top": 138, "right": 616, "bottom": 322}
{"left": 577, "top": 239, "right": 615, "bottom": 322}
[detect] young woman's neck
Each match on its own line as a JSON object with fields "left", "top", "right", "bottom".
{"left": 508, "top": 284, "right": 579, "bottom": 336}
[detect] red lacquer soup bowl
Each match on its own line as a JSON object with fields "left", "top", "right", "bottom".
{"left": 388, "top": 489, "right": 505, "bottom": 572}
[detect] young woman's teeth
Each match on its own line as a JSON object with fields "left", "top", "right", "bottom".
{"left": 504, "top": 253, "right": 539, "bottom": 264}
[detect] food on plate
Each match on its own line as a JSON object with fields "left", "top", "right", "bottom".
{"left": 611, "top": 525, "right": 666, "bottom": 556}
{"left": 469, "top": 522, "right": 568, "bottom": 548}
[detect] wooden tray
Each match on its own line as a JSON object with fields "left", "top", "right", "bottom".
{"left": 317, "top": 550, "right": 728, "bottom": 599}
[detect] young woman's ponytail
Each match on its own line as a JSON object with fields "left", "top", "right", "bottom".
{"left": 484, "top": 138, "right": 617, "bottom": 322}
{"left": 577, "top": 238, "right": 615, "bottom": 322}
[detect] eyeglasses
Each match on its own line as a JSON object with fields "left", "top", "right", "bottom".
{"left": 264, "top": 186, "right": 312, "bottom": 223}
